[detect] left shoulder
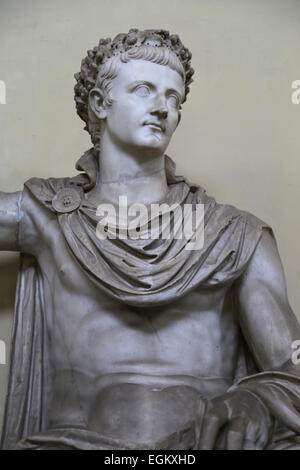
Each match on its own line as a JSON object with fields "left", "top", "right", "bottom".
{"left": 195, "top": 184, "right": 271, "bottom": 234}
{"left": 239, "top": 224, "right": 286, "bottom": 294}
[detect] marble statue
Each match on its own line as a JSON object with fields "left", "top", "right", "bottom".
{"left": 1, "top": 29, "right": 300, "bottom": 450}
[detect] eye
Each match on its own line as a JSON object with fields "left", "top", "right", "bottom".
{"left": 135, "top": 85, "right": 150, "bottom": 97}
{"left": 168, "top": 94, "right": 180, "bottom": 109}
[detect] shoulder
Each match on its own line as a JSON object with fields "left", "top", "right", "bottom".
{"left": 196, "top": 184, "right": 271, "bottom": 249}
{"left": 216, "top": 201, "right": 278, "bottom": 280}
{"left": 24, "top": 176, "right": 72, "bottom": 208}
{"left": 19, "top": 176, "right": 75, "bottom": 254}
{"left": 189, "top": 183, "right": 275, "bottom": 284}
{"left": 193, "top": 183, "right": 269, "bottom": 230}
{"left": 233, "top": 221, "right": 288, "bottom": 303}
{"left": 243, "top": 227, "right": 284, "bottom": 282}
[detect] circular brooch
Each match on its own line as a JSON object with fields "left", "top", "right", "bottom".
{"left": 52, "top": 188, "right": 81, "bottom": 213}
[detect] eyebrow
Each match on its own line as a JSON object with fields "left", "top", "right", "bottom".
{"left": 128, "top": 80, "right": 184, "bottom": 102}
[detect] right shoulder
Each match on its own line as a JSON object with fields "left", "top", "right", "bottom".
{"left": 19, "top": 177, "right": 71, "bottom": 254}
{"left": 24, "top": 176, "right": 71, "bottom": 210}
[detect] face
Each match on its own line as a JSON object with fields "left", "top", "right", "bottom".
{"left": 93, "top": 59, "right": 185, "bottom": 157}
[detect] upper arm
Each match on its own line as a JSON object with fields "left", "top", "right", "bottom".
{"left": 0, "top": 191, "right": 22, "bottom": 251}
{"left": 234, "top": 228, "right": 300, "bottom": 371}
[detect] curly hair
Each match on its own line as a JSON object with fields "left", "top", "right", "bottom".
{"left": 74, "top": 29, "right": 194, "bottom": 149}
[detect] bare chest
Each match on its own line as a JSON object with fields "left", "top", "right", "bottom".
{"left": 35, "top": 215, "right": 240, "bottom": 379}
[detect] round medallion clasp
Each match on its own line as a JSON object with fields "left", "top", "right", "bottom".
{"left": 52, "top": 188, "right": 81, "bottom": 213}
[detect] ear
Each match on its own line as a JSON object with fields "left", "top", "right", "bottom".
{"left": 176, "top": 111, "right": 182, "bottom": 128}
{"left": 89, "top": 88, "right": 107, "bottom": 120}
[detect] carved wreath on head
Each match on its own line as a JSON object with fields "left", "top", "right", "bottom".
{"left": 74, "top": 29, "right": 195, "bottom": 131}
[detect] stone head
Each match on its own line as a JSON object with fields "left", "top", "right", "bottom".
{"left": 74, "top": 29, "right": 194, "bottom": 154}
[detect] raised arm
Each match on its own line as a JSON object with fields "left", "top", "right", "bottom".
{"left": 0, "top": 191, "right": 22, "bottom": 251}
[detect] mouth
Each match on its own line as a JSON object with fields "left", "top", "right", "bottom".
{"left": 143, "top": 121, "right": 165, "bottom": 132}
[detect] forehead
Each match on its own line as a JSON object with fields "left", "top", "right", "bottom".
{"left": 111, "top": 59, "right": 185, "bottom": 94}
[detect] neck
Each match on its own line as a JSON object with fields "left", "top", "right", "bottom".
{"left": 88, "top": 137, "right": 169, "bottom": 207}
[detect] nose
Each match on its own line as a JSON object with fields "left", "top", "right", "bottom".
{"left": 150, "top": 95, "right": 168, "bottom": 120}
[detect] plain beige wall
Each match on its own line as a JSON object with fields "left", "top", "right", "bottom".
{"left": 0, "top": 0, "right": 299, "bottom": 428}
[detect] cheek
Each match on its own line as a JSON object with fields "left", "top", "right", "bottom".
{"left": 109, "top": 107, "right": 133, "bottom": 131}
{"left": 109, "top": 98, "right": 137, "bottom": 120}
{"left": 167, "top": 112, "right": 180, "bottom": 132}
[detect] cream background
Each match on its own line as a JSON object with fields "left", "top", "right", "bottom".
{"left": 0, "top": 0, "right": 299, "bottom": 429}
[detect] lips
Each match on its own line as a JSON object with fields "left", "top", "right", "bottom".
{"left": 143, "top": 121, "right": 165, "bottom": 132}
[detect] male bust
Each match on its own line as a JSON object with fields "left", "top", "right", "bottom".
{"left": 1, "top": 29, "right": 300, "bottom": 450}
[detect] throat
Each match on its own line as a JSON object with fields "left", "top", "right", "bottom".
{"left": 87, "top": 168, "right": 169, "bottom": 207}
{"left": 89, "top": 140, "right": 169, "bottom": 206}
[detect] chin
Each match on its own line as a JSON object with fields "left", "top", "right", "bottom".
{"left": 140, "top": 144, "right": 167, "bottom": 157}
{"left": 138, "top": 136, "right": 168, "bottom": 153}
